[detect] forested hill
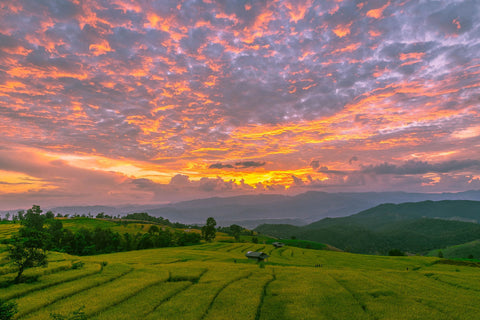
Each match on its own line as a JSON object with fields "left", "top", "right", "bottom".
{"left": 255, "top": 200, "right": 480, "bottom": 254}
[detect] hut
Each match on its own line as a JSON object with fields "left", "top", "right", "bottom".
{"left": 245, "top": 251, "right": 269, "bottom": 261}
{"left": 272, "top": 242, "right": 285, "bottom": 248}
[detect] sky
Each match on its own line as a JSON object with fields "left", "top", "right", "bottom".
{"left": 0, "top": 0, "right": 479, "bottom": 210}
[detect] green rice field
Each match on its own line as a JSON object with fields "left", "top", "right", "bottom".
{"left": 1, "top": 240, "right": 480, "bottom": 319}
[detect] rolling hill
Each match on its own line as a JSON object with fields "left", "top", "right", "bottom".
{"left": 255, "top": 200, "right": 480, "bottom": 254}
{"left": 427, "top": 240, "right": 480, "bottom": 260}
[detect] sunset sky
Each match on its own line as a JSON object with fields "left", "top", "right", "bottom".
{"left": 1, "top": 0, "right": 479, "bottom": 210}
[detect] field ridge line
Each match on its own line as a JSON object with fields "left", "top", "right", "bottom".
{"left": 89, "top": 277, "right": 171, "bottom": 318}
{"left": 225, "top": 244, "right": 238, "bottom": 252}
{"left": 143, "top": 268, "right": 208, "bottom": 318}
{"left": 200, "top": 271, "right": 254, "bottom": 320}
{"left": 370, "top": 272, "right": 455, "bottom": 316}
{"left": 428, "top": 274, "right": 480, "bottom": 293}
{"left": 328, "top": 274, "right": 377, "bottom": 320}
{"left": 145, "top": 282, "right": 193, "bottom": 317}
{"left": 2, "top": 262, "right": 103, "bottom": 301}
{"left": 16, "top": 265, "right": 134, "bottom": 319}
{"left": 255, "top": 268, "right": 276, "bottom": 320}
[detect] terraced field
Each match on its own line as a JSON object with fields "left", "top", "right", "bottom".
{"left": 2, "top": 242, "right": 480, "bottom": 319}
{"left": 0, "top": 223, "right": 19, "bottom": 240}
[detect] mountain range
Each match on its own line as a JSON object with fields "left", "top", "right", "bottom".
{"left": 2, "top": 190, "right": 480, "bottom": 228}
{"left": 255, "top": 200, "right": 480, "bottom": 254}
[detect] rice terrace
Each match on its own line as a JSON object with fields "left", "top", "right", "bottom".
{"left": 2, "top": 213, "right": 480, "bottom": 320}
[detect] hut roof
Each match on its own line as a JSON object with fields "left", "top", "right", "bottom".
{"left": 245, "top": 251, "right": 269, "bottom": 259}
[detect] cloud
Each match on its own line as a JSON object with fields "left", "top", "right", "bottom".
{"left": 0, "top": 0, "right": 479, "bottom": 208}
{"left": 310, "top": 160, "right": 320, "bottom": 169}
{"left": 360, "top": 160, "right": 480, "bottom": 175}
{"left": 348, "top": 156, "right": 358, "bottom": 165}
{"left": 209, "top": 163, "right": 234, "bottom": 169}
{"left": 235, "top": 161, "right": 266, "bottom": 168}
{"left": 209, "top": 161, "right": 265, "bottom": 169}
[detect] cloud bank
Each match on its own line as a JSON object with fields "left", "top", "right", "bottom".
{"left": 0, "top": 0, "right": 479, "bottom": 209}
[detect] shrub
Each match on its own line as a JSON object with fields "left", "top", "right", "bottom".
{"left": 0, "top": 299, "right": 17, "bottom": 320}
{"left": 388, "top": 249, "right": 405, "bottom": 256}
{"left": 71, "top": 261, "right": 85, "bottom": 269}
{"left": 50, "top": 306, "right": 87, "bottom": 320}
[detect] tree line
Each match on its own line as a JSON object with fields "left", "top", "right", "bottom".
{"left": 3, "top": 206, "right": 202, "bottom": 281}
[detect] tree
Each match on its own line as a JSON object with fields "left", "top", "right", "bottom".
{"left": 201, "top": 217, "right": 216, "bottom": 242}
{"left": 148, "top": 225, "right": 160, "bottom": 234}
{"left": 388, "top": 249, "right": 405, "bottom": 256}
{"left": 0, "top": 299, "right": 17, "bottom": 320}
{"left": 229, "top": 224, "right": 242, "bottom": 241}
{"left": 8, "top": 205, "right": 48, "bottom": 283}
{"left": 45, "top": 210, "right": 55, "bottom": 220}
{"left": 0, "top": 300, "right": 17, "bottom": 320}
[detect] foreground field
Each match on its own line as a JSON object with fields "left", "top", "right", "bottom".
{"left": 2, "top": 242, "right": 480, "bottom": 319}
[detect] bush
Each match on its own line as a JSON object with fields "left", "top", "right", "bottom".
{"left": 50, "top": 306, "right": 87, "bottom": 320}
{"left": 0, "top": 299, "right": 17, "bottom": 320}
{"left": 388, "top": 249, "right": 405, "bottom": 256}
{"left": 71, "top": 261, "right": 85, "bottom": 269}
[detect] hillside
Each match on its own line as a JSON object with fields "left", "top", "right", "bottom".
{"left": 1, "top": 242, "right": 480, "bottom": 319}
{"left": 255, "top": 200, "right": 480, "bottom": 254}
{"left": 427, "top": 240, "right": 480, "bottom": 260}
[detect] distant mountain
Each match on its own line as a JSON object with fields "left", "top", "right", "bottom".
{"left": 306, "top": 200, "right": 480, "bottom": 230}
{"left": 255, "top": 200, "right": 480, "bottom": 254}
{"left": 146, "top": 190, "right": 480, "bottom": 226}
{"left": 3, "top": 190, "right": 480, "bottom": 228}
{"left": 49, "top": 205, "right": 118, "bottom": 216}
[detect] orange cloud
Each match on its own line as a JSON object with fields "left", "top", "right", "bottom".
{"left": 452, "top": 18, "right": 461, "bottom": 30}
{"left": 333, "top": 22, "right": 353, "bottom": 38}
{"left": 366, "top": 2, "right": 390, "bottom": 19}
{"left": 399, "top": 52, "right": 425, "bottom": 60}
{"left": 331, "top": 42, "right": 361, "bottom": 54}
{"left": 89, "top": 40, "right": 113, "bottom": 56}
{"left": 284, "top": 0, "right": 313, "bottom": 23}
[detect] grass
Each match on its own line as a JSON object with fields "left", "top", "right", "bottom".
{"left": 14, "top": 263, "right": 133, "bottom": 319}
{"left": 0, "top": 233, "right": 480, "bottom": 319}
{"left": 427, "top": 240, "right": 480, "bottom": 260}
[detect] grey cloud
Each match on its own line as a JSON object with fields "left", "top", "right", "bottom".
{"left": 131, "top": 178, "right": 158, "bottom": 189}
{"left": 180, "top": 27, "right": 209, "bottom": 53}
{"left": 427, "top": 2, "right": 476, "bottom": 35}
{"left": 361, "top": 160, "right": 480, "bottom": 175}
{"left": 235, "top": 161, "right": 265, "bottom": 168}
{"left": 209, "top": 161, "right": 265, "bottom": 169}
{"left": 291, "top": 175, "right": 304, "bottom": 186}
{"left": 349, "top": 156, "right": 358, "bottom": 165}
{"left": 209, "top": 163, "right": 234, "bottom": 169}
{"left": 169, "top": 174, "right": 191, "bottom": 186}
{"left": 0, "top": 33, "right": 21, "bottom": 48}
{"left": 317, "top": 166, "right": 349, "bottom": 175}
{"left": 20, "top": 0, "right": 80, "bottom": 20}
